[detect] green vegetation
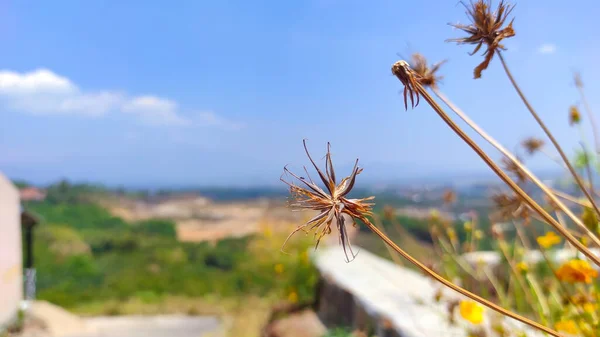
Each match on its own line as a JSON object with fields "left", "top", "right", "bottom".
{"left": 23, "top": 181, "right": 318, "bottom": 315}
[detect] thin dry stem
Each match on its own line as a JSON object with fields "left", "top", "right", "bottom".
{"left": 497, "top": 51, "right": 600, "bottom": 226}
{"left": 391, "top": 60, "right": 600, "bottom": 269}
{"left": 575, "top": 72, "right": 600, "bottom": 153}
{"left": 363, "top": 219, "right": 564, "bottom": 337}
{"left": 432, "top": 86, "right": 600, "bottom": 249}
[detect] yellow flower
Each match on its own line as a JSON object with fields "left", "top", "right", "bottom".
{"left": 447, "top": 228, "right": 457, "bottom": 241}
{"left": 583, "top": 302, "right": 597, "bottom": 313}
{"left": 459, "top": 301, "right": 484, "bottom": 324}
{"left": 288, "top": 291, "right": 298, "bottom": 303}
{"left": 263, "top": 226, "right": 273, "bottom": 238}
{"left": 516, "top": 261, "right": 528, "bottom": 273}
{"left": 556, "top": 260, "right": 598, "bottom": 284}
{"left": 569, "top": 106, "right": 581, "bottom": 126}
{"left": 463, "top": 221, "right": 473, "bottom": 231}
{"left": 536, "top": 231, "right": 561, "bottom": 249}
{"left": 300, "top": 251, "right": 309, "bottom": 265}
{"left": 581, "top": 235, "right": 590, "bottom": 247}
{"left": 274, "top": 263, "right": 284, "bottom": 274}
{"left": 474, "top": 230, "right": 483, "bottom": 240}
{"left": 555, "top": 320, "right": 578, "bottom": 334}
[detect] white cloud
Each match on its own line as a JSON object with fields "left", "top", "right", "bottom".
{"left": 0, "top": 69, "right": 76, "bottom": 95}
{"left": 0, "top": 69, "right": 122, "bottom": 116}
{"left": 197, "top": 111, "right": 244, "bottom": 130}
{"left": 122, "top": 96, "right": 190, "bottom": 126}
{"left": 0, "top": 68, "right": 240, "bottom": 129}
{"left": 538, "top": 43, "right": 557, "bottom": 54}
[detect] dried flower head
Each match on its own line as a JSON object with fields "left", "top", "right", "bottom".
{"left": 281, "top": 140, "right": 375, "bottom": 262}
{"left": 521, "top": 137, "right": 544, "bottom": 155}
{"left": 391, "top": 60, "right": 421, "bottom": 110}
{"left": 443, "top": 189, "right": 457, "bottom": 205}
{"left": 491, "top": 192, "right": 530, "bottom": 223}
{"left": 409, "top": 53, "right": 447, "bottom": 88}
{"left": 383, "top": 205, "right": 396, "bottom": 220}
{"left": 447, "top": 0, "right": 516, "bottom": 78}
{"left": 569, "top": 105, "right": 581, "bottom": 126}
{"left": 500, "top": 156, "right": 527, "bottom": 183}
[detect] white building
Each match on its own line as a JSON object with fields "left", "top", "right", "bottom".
{"left": 0, "top": 173, "right": 23, "bottom": 328}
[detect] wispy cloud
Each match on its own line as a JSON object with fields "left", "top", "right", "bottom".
{"left": 538, "top": 43, "right": 557, "bottom": 54}
{"left": 122, "top": 96, "right": 190, "bottom": 126}
{"left": 0, "top": 68, "right": 241, "bottom": 129}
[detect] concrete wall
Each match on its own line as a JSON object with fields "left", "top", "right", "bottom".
{"left": 0, "top": 173, "right": 22, "bottom": 327}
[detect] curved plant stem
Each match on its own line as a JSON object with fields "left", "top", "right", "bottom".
{"left": 413, "top": 82, "right": 600, "bottom": 268}
{"left": 363, "top": 220, "right": 564, "bottom": 337}
{"left": 577, "top": 81, "right": 600, "bottom": 154}
{"left": 431, "top": 86, "right": 600, "bottom": 249}
{"left": 497, "top": 51, "right": 600, "bottom": 221}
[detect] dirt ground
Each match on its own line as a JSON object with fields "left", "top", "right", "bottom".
{"left": 102, "top": 194, "right": 307, "bottom": 243}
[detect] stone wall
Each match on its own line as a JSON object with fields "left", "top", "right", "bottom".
{"left": 0, "top": 173, "right": 22, "bottom": 327}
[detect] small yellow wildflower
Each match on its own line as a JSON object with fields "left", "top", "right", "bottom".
{"left": 288, "top": 291, "right": 298, "bottom": 303}
{"left": 463, "top": 221, "right": 473, "bottom": 231}
{"left": 263, "top": 226, "right": 273, "bottom": 238}
{"left": 459, "top": 301, "right": 484, "bottom": 324}
{"left": 474, "top": 230, "right": 483, "bottom": 240}
{"left": 555, "top": 320, "right": 578, "bottom": 334}
{"left": 300, "top": 251, "right": 310, "bottom": 265}
{"left": 447, "top": 228, "right": 457, "bottom": 241}
{"left": 581, "top": 235, "right": 590, "bottom": 247}
{"left": 583, "top": 302, "right": 597, "bottom": 313}
{"left": 430, "top": 209, "right": 440, "bottom": 221}
{"left": 536, "top": 231, "right": 561, "bottom": 249}
{"left": 582, "top": 206, "right": 599, "bottom": 233}
{"left": 569, "top": 106, "right": 581, "bottom": 126}
{"left": 516, "top": 261, "right": 528, "bottom": 273}
{"left": 556, "top": 260, "right": 598, "bottom": 284}
{"left": 274, "top": 263, "right": 284, "bottom": 274}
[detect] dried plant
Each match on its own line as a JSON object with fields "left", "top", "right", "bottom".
{"left": 447, "top": 0, "right": 515, "bottom": 78}
{"left": 521, "top": 137, "right": 544, "bottom": 155}
{"left": 279, "top": 2, "right": 600, "bottom": 336}
{"left": 500, "top": 155, "right": 528, "bottom": 183}
{"left": 280, "top": 140, "right": 374, "bottom": 262}
{"left": 409, "top": 53, "right": 446, "bottom": 88}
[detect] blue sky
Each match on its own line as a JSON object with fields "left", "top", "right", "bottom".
{"left": 2, "top": 0, "right": 600, "bottom": 187}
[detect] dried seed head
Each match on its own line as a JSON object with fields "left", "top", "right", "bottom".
{"left": 447, "top": 0, "right": 516, "bottom": 78}
{"left": 569, "top": 105, "right": 581, "bottom": 126}
{"left": 500, "top": 156, "right": 527, "bottom": 183}
{"left": 521, "top": 137, "right": 544, "bottom": 155}
{"left": 281, "top": 140, "right": 375, "bottom": 262}
{"left": 409, "top": 53, "right": 447, "bottom": 88}
{"left": 543, "top": 194, "right": 561, "bottom": 213}
{"left": 391, "top": 60, "right": 421, "bottom": 110}
{"left": 383, "top": 205, "right": 396, "bottom": 220}
{"left": 491, "top": 192, "right": 530, "bottom": 223}
{"left": 443, "top": 189, "right": 457, "bottom": 205}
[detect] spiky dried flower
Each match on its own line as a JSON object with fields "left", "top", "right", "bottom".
{"left": 521, "top": 137, "right": 545, "bottom": 155}
{"left": 569, "top": 105, "right": 581, "bottom": 126}
{"left": 409, "top": 53, "right": 447, "bottom": 88}
{"left": 391, "top": 60, "right": 421, "bottom": 110}
{"left": 447, "top": 0, "right": 516, "bottom": 79}
{"left": 491, "top": 192, "right": 530, "bottom": 223}
{"left": 500, "top": 155, "right": 527, "bottom": 183}
{"left": 281, "top": 140, "right": 375, "bottom": 262}
{"left": 443, "top": 189, "right": 457, "bottom": 205}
